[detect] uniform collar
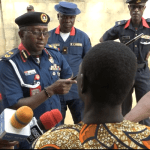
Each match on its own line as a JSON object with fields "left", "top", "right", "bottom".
{"left": 18, "top": 43, "right": 49, "bottom": 62}
{"left": 124, "top": 17, "right": 150, "bottom": 29}
{"left": 18, "top": 43, "right": 31, "bottom": 62}
{"left": 55, "top": 25, "right": 75, "bottom": 36}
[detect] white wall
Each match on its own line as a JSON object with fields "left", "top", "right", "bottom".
{"left": 143, "top": 1, "right": 150, "bottom": 18}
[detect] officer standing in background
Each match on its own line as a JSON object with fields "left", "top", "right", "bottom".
{"left": 27, "top": 5, "right": 34, "bottom": 12}
{"left": 47, "top": 1, "right": 91, "bottom": 124}
{"left": 100, "top": 0, "right": 150, "bottom": 126}
{"left": 0, "top": 12, "right": 75, "bottom": 149}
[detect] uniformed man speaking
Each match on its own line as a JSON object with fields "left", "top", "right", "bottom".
{"left": 47, "top": 1, "right": 91, "bottom": 124}
{"left": 0, "top": 12, "right": 75, "bottom": 148}
{"left": 100, "top": 0, "right": 150, "bottom": 126}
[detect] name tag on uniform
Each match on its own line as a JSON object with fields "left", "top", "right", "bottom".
{"left": 122, "top": 36, "right": 130, "bottom": 40}
{"left": 141, "top": 35, "right": 150, "bottom": 40}
{"left": 30, "top": 86, "right": 41, "bottom": 96}
{"left": 70, "top": 43, "right": 82, "bottom": 47}
{"left": 24, "top": 69, "right": 36, "bottom": 76}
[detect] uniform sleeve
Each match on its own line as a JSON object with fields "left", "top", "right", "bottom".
{"left": 59, "top": 53, "right": 73, "bottom": 79}
{"left": 82, "top": 34, "right": 92, "bottom": 57}
{"left": 102, "top": 26, "right": 119, "bottom": 41}
{"left": 0, "top": 60, "right": 24, "bottom": 108}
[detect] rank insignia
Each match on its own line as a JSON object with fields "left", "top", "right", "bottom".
{"left": 4, "top": 54, "right": 11, "bottom": 58}
{"left": 41, "top": 14, "right": 48, "bottom": 23}
{"left": 4, "top": 51, "right": 14, "bottom": 58}
{"left": 136, "top": 0, "right": 141, "bottom": 3}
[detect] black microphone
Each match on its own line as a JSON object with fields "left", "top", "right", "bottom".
{"left": 27, "top": 109, "right": 62, "bottom": 144}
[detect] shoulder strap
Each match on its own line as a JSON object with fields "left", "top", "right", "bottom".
{"left": 115, "top": 20, "right": 127, "bottom": 27}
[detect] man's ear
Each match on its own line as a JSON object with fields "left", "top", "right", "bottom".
{"left": 128, "top": 5, "right": 131, "bottom": 11}
{"left": 18, "top": 30, "right": 24, "bottom": 40}
{"left": 81, "top": 74, "right": 88, "bottom": 94}
{"left": 57, "top": 13, "right": 59, "bottom": 20}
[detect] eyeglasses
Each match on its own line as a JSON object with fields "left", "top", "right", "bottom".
{"left": 129, "top": 4, "right": 145, "bottom": 10}
{"left": 25, "top": 30, "right": 50, "bottom": 37}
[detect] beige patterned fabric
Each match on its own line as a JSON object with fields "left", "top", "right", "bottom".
{"left": 34, "top": 120, "right": 150, "bottom": 149}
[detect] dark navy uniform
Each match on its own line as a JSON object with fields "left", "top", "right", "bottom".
{"left": 48, "top": 26, "right": 91, "bottom": 124}
{"left": 0, "top": 44, "right": 72, "bottom": 120}
{"left": 0, "top": 11, "right": 73, "bottom": 149}
{"left": 102, "top": 17, "right": 150, "bottom": 126}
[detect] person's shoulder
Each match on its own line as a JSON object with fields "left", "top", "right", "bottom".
{"left": 115, "top": 20, "right": 128, "bottom": 27}
{"left": 75, "top": 27, "right": 90, "bottom": 38}
{"left": 1, "top": 48, "right": 19, "bottom": 60}
{"left": 45, "top": 44, "right": 59, "bottom": 52}
{"left": 122, "top": 120, "right": 150, "bottom": 132}
{"left": 48, "top": 27, "right": 57, "bottom": 34}
{"left": 35, "top": 124, "right": 83, "bottom": 149}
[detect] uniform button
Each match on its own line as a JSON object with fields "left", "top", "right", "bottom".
{"left": 135, "top": 45, "right": 137, "bottom": 47}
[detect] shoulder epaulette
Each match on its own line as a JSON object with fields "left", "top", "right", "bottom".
{"left": 2, "top": 48, "right": 19, "bottom": 60}
{"left": 115, "top": 20, "right": 127, "bottom": 27}
{"left": 45, "top": 44, "right": 59, "bottom": 51}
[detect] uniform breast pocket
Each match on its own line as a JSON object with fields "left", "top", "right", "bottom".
{"left": 69, "top": 43, "right": 83, "bottom": 55}
{"left": 140, "top": 38, "right": 150, "bottom": 60}
{"left": 24, "top": 74, "right": 35, "bottom": 84}
{"left": 140, "top": 38, "right": 150, "bottom": 46}
{"left": 120, "top": 36, "right": 131, "bottom": 44}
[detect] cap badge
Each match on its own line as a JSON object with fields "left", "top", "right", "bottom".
{"left": 41, "top": 14, "right": 48, "bottom": 23}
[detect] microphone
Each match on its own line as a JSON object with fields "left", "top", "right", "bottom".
{"left": 0, "top": 106, "right": 33, "bottom": 142}
{"left": 27, "top": 109, "right": 62, "bottom": 144}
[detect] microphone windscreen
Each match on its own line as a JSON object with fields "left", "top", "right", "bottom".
{"left": 11, "top": 106, "right": 33, "bottom": 129}
{"left": 40, "top": 109, "right": 62, "bottom": 130}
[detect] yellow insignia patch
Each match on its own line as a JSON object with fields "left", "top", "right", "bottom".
{"left": 48, "top": 44, "right": 52, "bottom": 48}
{"left": 41, "top": 14, "right": 48, "bottom": 23}
{"left": 52, "top": 43, "right": 60, "bottom": 47}
{"left": 8, "top": 52, "right": 14, "bottom": 55}
{"left": 5, "top": 54, "right": 11, "bottom": 58}
{"left": 136, "top": 0, "right": 141, "bottom": 3}
{"left": 53, "top": 46, "right": 57, "bottom": 49}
